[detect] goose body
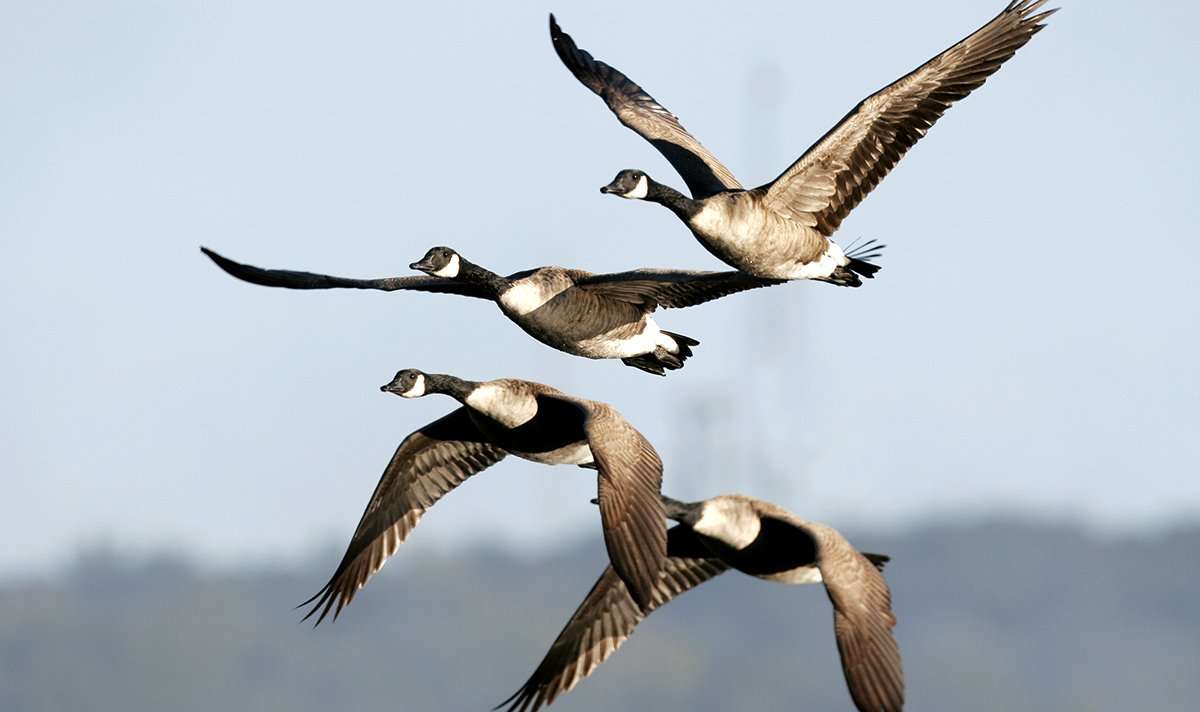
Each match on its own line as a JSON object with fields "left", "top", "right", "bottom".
{"left": 202, "top": 246, "right": 783, "bottom": 375}
{"left": 299, "top": 370, "right": 668, "bottom": 624}
{"left": 553, "top": 1, "right": 1056, "bottom": 284}
{"left": 686, "top": 192, "right": 849, "bottom": 281}
{"left": 494, "top": 267, "right": 678, "bottom": 361}
{"left": 501, "top": 494, "right": 902, "bottom": 712}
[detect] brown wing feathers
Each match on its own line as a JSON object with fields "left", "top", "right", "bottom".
{"left": 823, "top": 548, "right": 904, "bottom": 712}
{"left": 589, "top": 411, "right": 668, "bottom": 611}
{"left": 300, "top": 409, "right": 506, "bottom": 625}
{"left": 549, "top": 14, "right": 742, "bottom": 198}
{"left": 575, "top": 270, "right": 786, "bottom": 310}
{"left": 498, "top": 527, "right": 728, "bottom": 712}
{"left": 761, "top": 0, "right": 1056, "bottom": 234}
{"left": 201, "top": 247, "right": 492, "bottom": 299}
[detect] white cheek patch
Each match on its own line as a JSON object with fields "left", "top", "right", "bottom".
{"left": 623, "top": 175, "right": 648, "bottom": 200}
{"left": 433, "top": 254, "right": 460, "bottom": 278}
{"left": 400, "top": 374, "right": 426, "bottom": 398}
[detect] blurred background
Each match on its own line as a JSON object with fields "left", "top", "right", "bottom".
{"left": 2, "top": 0, "right": 1197, "bottom": 710}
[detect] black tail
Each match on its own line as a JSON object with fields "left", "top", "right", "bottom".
{"left": 863, "top": 552, "right": 891, "bottom": 571}
{"left": 822, "top": 238, "right": 885, "bottom": 288}
{"left": 621, "top": 331, "right": 699, "bottom": 376}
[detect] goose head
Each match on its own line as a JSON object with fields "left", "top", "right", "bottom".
{"left": 410, "top": 246, "right": 463, "bottom": 279}
{"left": 381, "top": 368, "right": 430, "bottom": 398}
{"left": 660, "top": 495, "right": 702, "bottom": 525}
{"left": 600, "top": 169, "right": 651, "bottom": 200}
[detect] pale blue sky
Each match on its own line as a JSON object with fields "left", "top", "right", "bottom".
{"left": 3, "top": 0, "right": 1197, "bottom": 575}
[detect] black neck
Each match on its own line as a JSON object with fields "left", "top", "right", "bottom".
{"left": 457, "top": 258, "right": 510, "bottom": 296}
{"left": 661, "top": 495, "right": 701, "bottom": 524}
{"left": 424, "top": 373, "right": 478, "bottom": 402}
{"left": 646, "top": 179, "right": 700, "bottom": 220}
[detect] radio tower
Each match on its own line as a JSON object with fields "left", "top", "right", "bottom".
{"left": 672, "top": 61, "right": 804, "bottom": 498}
{"left": 743, "top": 60, "right": 805, "bottom": 496}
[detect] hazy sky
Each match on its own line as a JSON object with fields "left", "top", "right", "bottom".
{"left": 3, "top": 0, "right": 1197, "bottom": 576}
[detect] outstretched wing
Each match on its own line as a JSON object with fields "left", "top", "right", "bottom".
{"left": 540, "top": 398, "right": 666, "bottom": 611}
{"left": 300, "top": 408, "right": 507, "bottom": 625}
{"left": 758, "top": 0, "right": 1055, "bottom": 234}
{"left": 549, "top": 15, "right": 741, "bottom": 199}
{"left": 201, "top": 247, "right": 493, "bottom": 299}
{"left": 817, "top": 531, "right": 904, "bottom": 712}
{"left": 574, "top": 269, "right": 786, "bottom": 310}
{"left": 497, "top": 526, "right": 727, "bottom": 712}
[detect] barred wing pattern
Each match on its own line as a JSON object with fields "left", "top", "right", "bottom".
{"left": 549, "top": 15, "right": 741, "bottom": 199}
{"left": 758, "top": 0, "right": 1055, "bottom": 234}
{"left": 300, "top": 408, "right": 507, "bottom": 625}
{"left": 575, "top": 269, "right": 786, "bottom": 310}
{"left": 498, "top": 526, "right": 728, "bottom": 712}
{"left": 581, "top": 402, "right": 668, "bottom": 611}
{"left": 201, "top": 247, "right": 493, "bottom": 299}
{"left": 818, "top": 533, "right": 904, "bottom": 712}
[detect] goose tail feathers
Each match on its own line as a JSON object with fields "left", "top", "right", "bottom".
{"left": 823, "top": 238, "right": 885, "bottom": 287}
{"left": 621, "top": 331, "right": 699, "bottom": 376}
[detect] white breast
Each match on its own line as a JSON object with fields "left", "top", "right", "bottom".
{"left": 499, "top": 281, "right": 562, "bottom": 316}
{"left": 692, "top": 501, "right": 762, "bottom": 550}
{"left": 465, "top": 383, "right": 538, "bottom": 428}
{"left": 690, "top": 200, "right": 730, "bottom": 238}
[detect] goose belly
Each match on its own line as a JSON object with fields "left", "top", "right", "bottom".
{"left": 688, "top": 200, "right": 844, "bottom": 280}
{"left": 574, "top": 317, "right": 675, "bottom": 358}
{"left": 513, "top": 441, "right": 594, "bottom": 466}
{"left": 756, "top": 565, "right": 823, "bottom": 585}
{"left": 507, "top": 292, "right": 663, "bottom": 359}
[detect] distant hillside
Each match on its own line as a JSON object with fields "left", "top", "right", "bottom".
{"left": 1, "top": 519, "right": 1196, "bottom": 712}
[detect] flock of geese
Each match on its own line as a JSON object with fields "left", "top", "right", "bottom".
{"left": 204, "top": 3, "right": 1054, "bottom": 711}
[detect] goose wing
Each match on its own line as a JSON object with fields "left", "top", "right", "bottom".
{"left": 574, "top": 269, "right": 786, "bottom": 310}
{"left": 813, "top": 526, "right": 904, "bottom": 712}
{"left": 549, "top": 15, "right": 741, "bottom": 199}
{"left": 757, "top": 0, "right": 1055, "bottom": 234}
{"left": 201, "top": 247, "right": 493, "bottom": 299}
{"left": 300, "top": 408, "right": 507, "bottom": 625}
{"left": 497, "top": 526, "right": 727, "bottom": 712}
{"left": 542, "top": 397, "right": 666, "bottom": 610}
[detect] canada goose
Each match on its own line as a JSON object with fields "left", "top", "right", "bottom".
{"left": 551, "top": 1, "right": 1055, "bottom": 284}
{"left": 500, "top": 494, "right": 902, "bottom": 712}
{"left": 201, "top": 245, "right": 784, "bottom": 375}
{"left": 299, "top": 369, "right": 667, "bottom": 624}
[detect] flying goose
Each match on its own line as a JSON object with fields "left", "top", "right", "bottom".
{"left": 201, "top": 245, "right": 784, "bottom": 375}
{"left": 500, "top": 494, "right": 902, "bottom": 712}
{"left": 299, "top": 369, "right": 667, "bottom": 624}
{"left": 551, "top": 1, "right": 1056, "bottom": 284}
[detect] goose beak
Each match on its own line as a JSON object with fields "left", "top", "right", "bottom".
{"left": 409, "top": 258, "right": 435, "bottom": 273}
{"left": 380, "top": 378, "right": 402, "bottom": 393}
{"left": 599, "top": 181, "right": 619, "bottom": 195}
